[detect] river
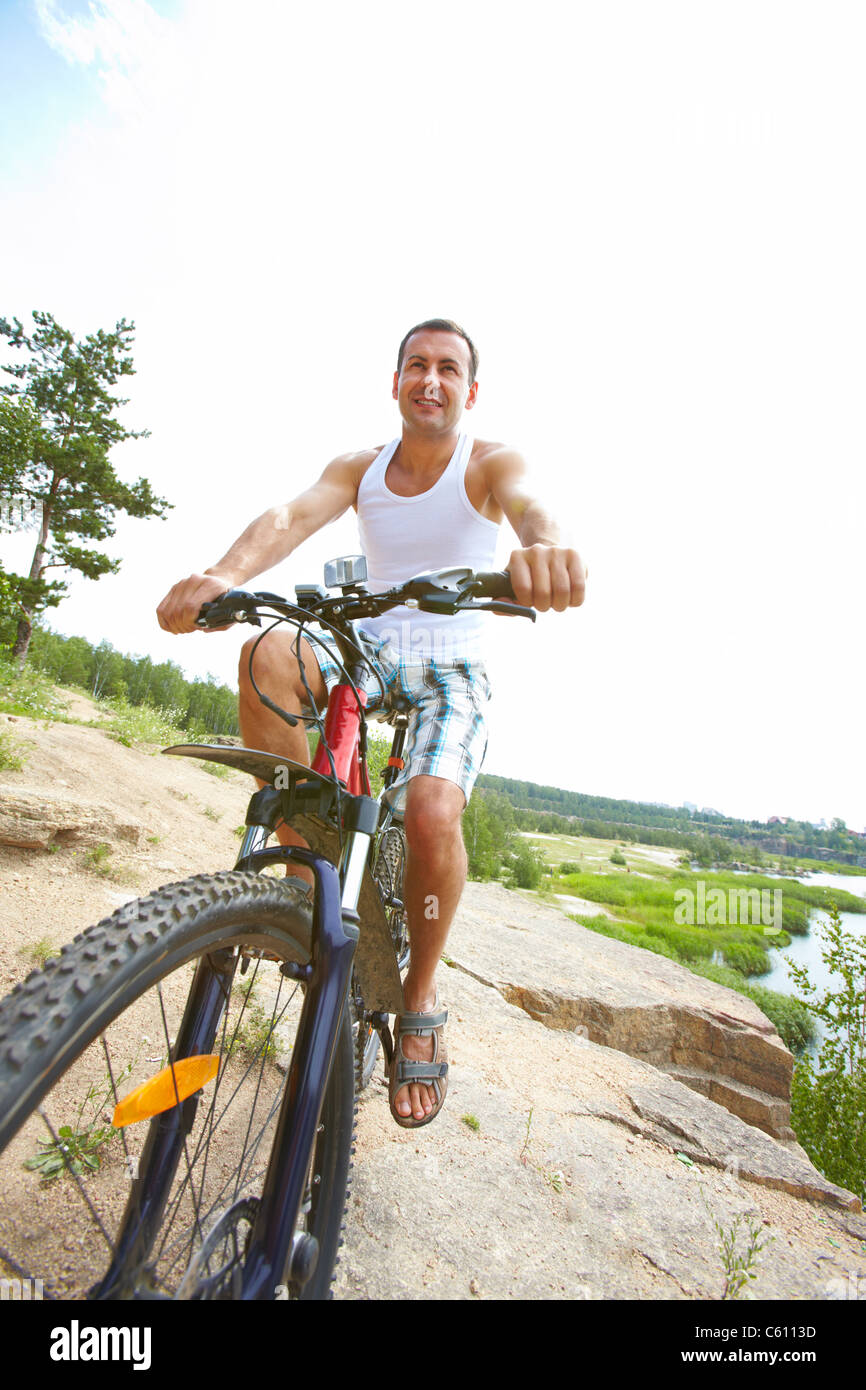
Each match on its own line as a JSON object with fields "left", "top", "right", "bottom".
{"left": 751, "top": 870, "right": 866, "bottom": 1054}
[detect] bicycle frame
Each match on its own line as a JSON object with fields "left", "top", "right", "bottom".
{"left": 186, "top": 655, "right": 405, "bottom": 1295}
{"left": 231, "top": 662, "right": 405, "bottom": 1295}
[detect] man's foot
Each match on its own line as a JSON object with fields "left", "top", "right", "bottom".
{"left": 388, "top": 997, "right": 448, "bottom": 1128}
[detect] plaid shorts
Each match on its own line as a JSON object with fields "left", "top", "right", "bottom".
{"left": 300, "top": 627, "right": 491, "bottom": 813}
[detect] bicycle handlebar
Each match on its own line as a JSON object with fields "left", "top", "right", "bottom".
{"left": 195, "top": 566, "right": 535, "bottom": 631}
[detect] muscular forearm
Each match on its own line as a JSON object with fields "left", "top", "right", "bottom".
{"left": 157, "top": 505, "right": 302, "bottom": 634}
{"left": 206, "top": 504, "right": 304, "bottom": 587}
{"left": 158, "top": 457, "right": 359, "bottom": 635}
{"left": 512, "top": 499, "right": 561, "bottom": 549}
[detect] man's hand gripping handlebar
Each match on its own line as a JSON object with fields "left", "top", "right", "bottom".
{"left": 193, "top": 568, "right": 536, "bottom": 632}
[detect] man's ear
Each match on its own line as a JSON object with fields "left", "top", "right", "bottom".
{"left": 464, "top": 380, "right": 479, "bottom": 411}
{"left": 392, "top": 370, "right": 399, "bottom": 400}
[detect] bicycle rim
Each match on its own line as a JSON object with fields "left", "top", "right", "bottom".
{"left": 0, "top": 871, "right": 354, "bottom": 1301}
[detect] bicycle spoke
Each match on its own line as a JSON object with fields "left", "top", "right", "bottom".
{"left": 157, "top": 982, "right": 209, "bottom": 1253}
{"left": 156, "top": 965, "right": 298, "bottom": 1249}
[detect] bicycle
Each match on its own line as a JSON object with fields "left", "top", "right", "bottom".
{"left": 0, "top": 558, "right": 533, "bottom": 1300}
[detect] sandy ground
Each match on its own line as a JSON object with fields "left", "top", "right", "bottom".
{"left": 1, "top": 699, "right": 254, "bottom": 992}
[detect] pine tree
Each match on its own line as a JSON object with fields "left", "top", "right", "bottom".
{"left": 0, "top": 310, "right": 170, "bottom": 660}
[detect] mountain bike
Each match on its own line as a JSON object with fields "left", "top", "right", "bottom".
{"left": 0, "top": 558, "right": 533, "bottom": 1300}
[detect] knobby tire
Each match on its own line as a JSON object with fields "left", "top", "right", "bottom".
{"left": 0, "top": 870, "right": 355, "bottom": 1301}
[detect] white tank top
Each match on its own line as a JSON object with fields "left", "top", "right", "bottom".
{"left": 355, "top": 433, "right": 499, "bottom": 661}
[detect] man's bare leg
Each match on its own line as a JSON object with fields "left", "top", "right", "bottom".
{"left": 394, "top": 775, "right": 467, "bottom": 1122}
{"left": 237, "top": 629, "right": 327, "bottom": 887}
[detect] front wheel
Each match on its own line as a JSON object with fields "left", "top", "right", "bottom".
{"left": 0, "top": 870, "right": 355, "bottom": 1301}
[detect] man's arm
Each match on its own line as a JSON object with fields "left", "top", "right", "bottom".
{"left": 156, "top": 452, "right": 366, "bottom": 633}
{"left": 484, "top": 447, "right": 587, "bottom": 612}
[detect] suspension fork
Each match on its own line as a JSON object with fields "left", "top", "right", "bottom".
{"left": 234, "top": 840, "right": 368, "bottom": 1298}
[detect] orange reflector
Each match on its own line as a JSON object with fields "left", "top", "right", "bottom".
{"left": 112, "top": 1055, "right": 219, "bottom": 1128}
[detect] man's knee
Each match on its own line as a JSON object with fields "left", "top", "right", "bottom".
{"left": 404, "top": 779, "right": 466, "bottom": 857}
{"left": 238, "top": 630, "right": 323, "bottom": 708}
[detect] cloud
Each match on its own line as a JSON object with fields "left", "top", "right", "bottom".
{"left": 32, "top": 0, "right": 178, "bottom": 119}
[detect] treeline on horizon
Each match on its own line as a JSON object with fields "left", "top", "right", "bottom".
{"left": 23, "top": 625, "right": 239, "bottom": 738}
{"left": 475, "top": 774, "right": 865, "bottom": 865}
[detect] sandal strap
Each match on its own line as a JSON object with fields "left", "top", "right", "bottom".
{"left": 397, "top": 1007, "right": 448, "bottom": 1033}
{"left": 394, "top": 1060, "right": 449, "bottom": 1083}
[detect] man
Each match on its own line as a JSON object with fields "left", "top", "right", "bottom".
{"left": 157, "top": 317, "right": 586, "bottom": 1127}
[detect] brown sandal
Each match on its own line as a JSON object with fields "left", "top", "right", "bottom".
{"left": 388, "top": 997, "right": 449, "bottom": 1128}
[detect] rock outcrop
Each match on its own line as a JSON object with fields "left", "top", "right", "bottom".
{"left": 0, "top": 784, "right": 145, "bottom": 851}
{"left": 337, "top": 883, "right": 863, "bottom": 1300}
{"left": 448, "top": 882, "right": 797, "bottom": 1141}
{"left": 337, "top": 955, "right": 865, "bottom": 1301}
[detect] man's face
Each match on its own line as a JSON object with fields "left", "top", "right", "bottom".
{"left": 392, "top": 329, "right": 478, "bottom": 433}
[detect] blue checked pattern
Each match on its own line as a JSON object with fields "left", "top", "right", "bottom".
{"left": 300, "top": 627, "right": 491, "bottom": 812}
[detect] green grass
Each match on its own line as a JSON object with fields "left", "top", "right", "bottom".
{"left": 80, "top": 842, "right": 114, "bottom": 878}
{"left": 0, "top": 728, "right": 27, "bottom": 770}
{"left": 0, "top": 655, "right": 68, "bottom": 720}
{"left": 553, "top": 864, "right": 863, "bottom": 978}
{"left": 526, "top": 834, "right": 827, "bottom": 1053}
{"left": 19, "top": 938, "right": 61, "bottom": 968}
{"left": 100, "top": 697, "right": 188, "bottom": 748}
{"left": 228, "top": 979, "right": 279, "bottom": 1063}
{"left": 202, "top": 760, "right": 233, "bottom": 780}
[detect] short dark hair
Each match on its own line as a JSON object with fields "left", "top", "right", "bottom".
{"left": 396, "top": 318, "right": 479, "bottom": 385}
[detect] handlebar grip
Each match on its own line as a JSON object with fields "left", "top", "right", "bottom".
{"left": 195, "top": 599, "right": 222, "bottom": 627}
{"left": 472, "top": 571, "right": 515, "bottom": 600}
{"left": 195, "top": 588, "right": 261, "bottom": 628}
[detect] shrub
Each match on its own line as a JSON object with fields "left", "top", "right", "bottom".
{"left": 102, "top": 697, "right": 187, "bottom": 748}
{"left": 509, "top": 842, "right": 544, "bottom": 890}
{"left": 787, "top": 902, "right": 866, "bottom": 1202}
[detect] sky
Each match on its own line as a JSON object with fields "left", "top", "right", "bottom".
{"left": 1, "top": 0, "right": 864, "bottom": 830}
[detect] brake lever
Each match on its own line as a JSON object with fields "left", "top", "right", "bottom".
{"left": 470, "top": 599, "right": 536, "bottom": 621}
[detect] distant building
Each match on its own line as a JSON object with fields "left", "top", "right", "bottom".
{"left": 682, "top": 801, "right": 697, "bottom": 813}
